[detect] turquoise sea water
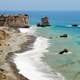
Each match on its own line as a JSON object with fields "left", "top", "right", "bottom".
{"left": 29, "top": 11, "right": 80, "bottom": 80}
{"left": 36, "top": 26, "right": 80, "bottom": 80}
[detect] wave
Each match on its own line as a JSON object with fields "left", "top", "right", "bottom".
{"left": 14, "top": 26, "right": 65, "bottom": 80}
{"left": 65, "top": 25, "right": 72, "bottom": 27}
{"left": 19, "top": 25, "right": 38, "bottom": 35}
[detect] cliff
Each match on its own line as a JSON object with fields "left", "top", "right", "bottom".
{"left": 0, "top": 14, "right": 29, "bottom": 28}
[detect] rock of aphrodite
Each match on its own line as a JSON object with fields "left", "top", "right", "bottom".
{"left": 37, "top": 17, "right": 51, "bottom": 27}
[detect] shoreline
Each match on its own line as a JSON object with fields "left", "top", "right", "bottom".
{"left": 0, "top": 27, "right": 65, "bottom": 80}
{"left": 7, "top": 35, "right": 36, "bottom": 80}
{"left": 0, "top": 27, "right": 36, "bottom": 80}
{"left": 13, "top": 28, "right": 65, "bottom": 80}
{"left": 13, "top": 36, "right": 55, "bottom": 80}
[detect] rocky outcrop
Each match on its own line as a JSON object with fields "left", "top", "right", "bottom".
{"left": 37, "top": 17, "right": 50, "bottom": 27}
{"left": 0, "top": 30, "right": 9, "bottom": 40}
{"left": 60, "top": 34, "right": 68, "bottom": 38}
{"left": 0, "top": 68, "right": 8, "bottom": 80}
{"left": 72, "top": 24, "right": 78, "bottom": 27}
{"left": 59, "top": 49, "right": 69, "bottom": 54}
{"left": 0, "top": 14, "right": 29, "bottom": 28}
{"left": 0, "top": 15, "right": 6, "bottom": 26}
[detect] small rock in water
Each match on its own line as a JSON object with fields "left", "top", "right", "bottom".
{"left": 59, "top": 49, "right": 69, "bottom": 54}
{"left": 72, "top": 24, "right": 78, "bottom": 27}
{"left": 60, "top": 34, "right": 68, "bottom": 38}
{"left": 49, "top": 37, "right": 53, "bottom": 39}
{"left": 37, "top": 23, "right": 41, "bottom": 27}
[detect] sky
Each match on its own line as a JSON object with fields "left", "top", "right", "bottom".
{"left": 0, "top": 0, "right": 80, "bottom": 11}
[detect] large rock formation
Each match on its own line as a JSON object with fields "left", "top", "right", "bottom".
{"left": 37, "top": 17, "right": 51, "bottom": 27}
{"left": 0, "top": 14, "right": 29, "bottom": 28}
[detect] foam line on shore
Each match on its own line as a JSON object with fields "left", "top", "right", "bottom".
{"left": 14, "top": 26, "right": 65, "bottom": 80}
{"left": 19, "top": 25, "right": 37, "bottom": 35}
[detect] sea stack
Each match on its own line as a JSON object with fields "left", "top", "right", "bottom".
{"left": 37, "top": 17, "right": 51, "bottom": 27}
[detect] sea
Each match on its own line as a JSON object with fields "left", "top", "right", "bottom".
{"left": 27, "top": 11, "right": 80, "bottom": 80}
{"left": 2, "top": 11, "right": 80, "bottom": 80}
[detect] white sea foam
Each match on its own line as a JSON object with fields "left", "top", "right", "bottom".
{"left": 14, "top": 26, "right": 65, "bottom": 80}
{"left": 66, "top": 25, "right": 72, "bottom": 27}
{"left": 19, "top": 25, "right": 37, "bottom": 35}
{"left": 77, "top": 25, "right": 80, "bottom": 27}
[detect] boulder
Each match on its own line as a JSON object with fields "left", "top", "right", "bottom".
{"left": 59, "top": 49, "right": 69, "bottom": 54}
{"left": 37, "top": 23, "right": 41, "bottom": 27}
{"left": 0, "top": 68, "right": 7, "bottom": 80}
{"left": 60, "top": 34, "right": 68, "bottom": 38}
{"left": 72, "top": 24, "right": 78, "bottom": 27}
{"left": 49, "top": 37, "right": 53, "bottom": 39}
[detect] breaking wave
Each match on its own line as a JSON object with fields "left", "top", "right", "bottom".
{"left": 14, "top": 26, "right": 65, "bottom": 80}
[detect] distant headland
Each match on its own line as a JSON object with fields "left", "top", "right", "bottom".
{"left": 0, "top": 14, "right": 29, "bottom": 28}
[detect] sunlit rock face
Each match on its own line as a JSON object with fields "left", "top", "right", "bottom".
{"left": 41, "top": 17, "right": 50, "bottom": 26}
{"left": 0, "top": 30, "right": 9, "bottom": 40}
{"left": 0, "top": 14, "right": 29, "bottom": 28}
{"left": 37, "top": 17, "right": 51, "bottom": 27}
